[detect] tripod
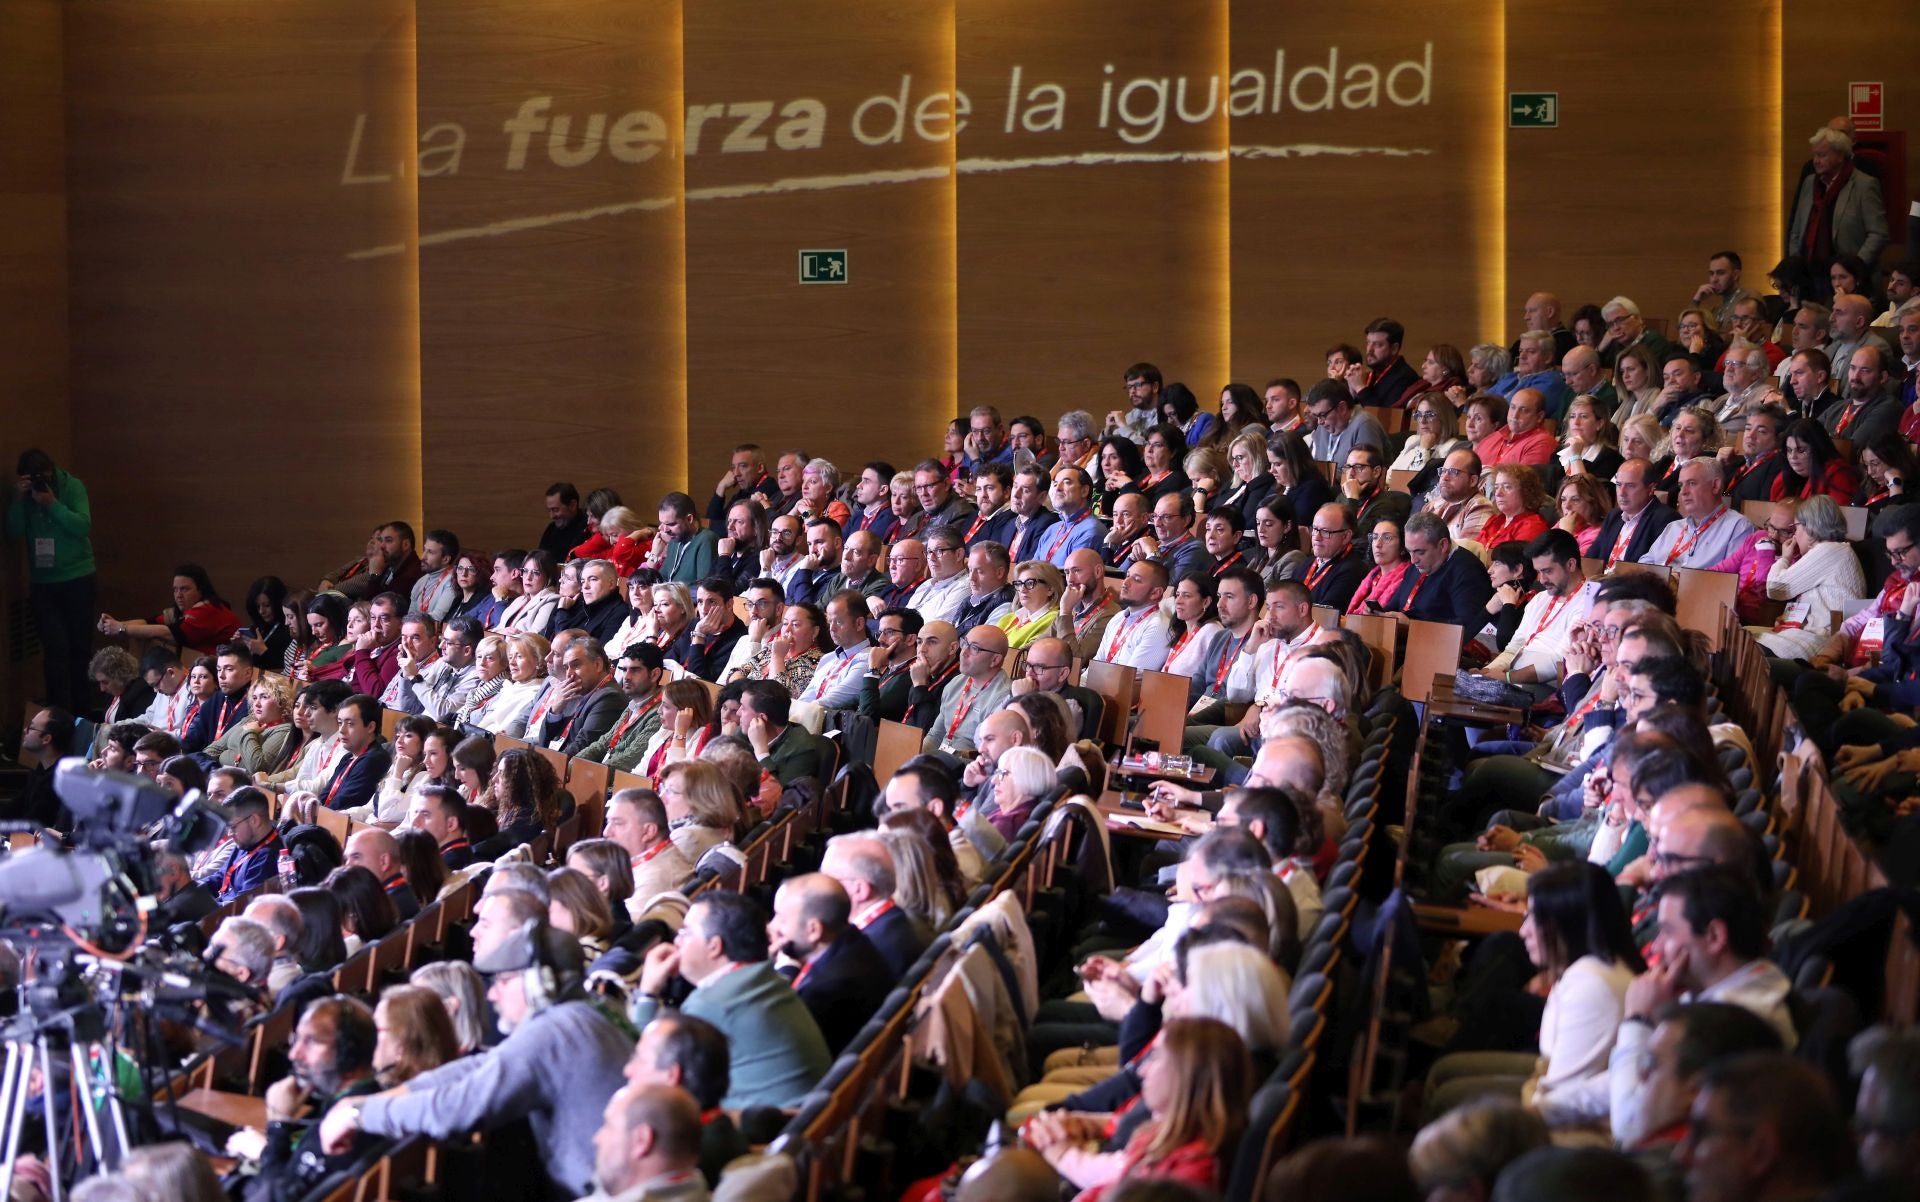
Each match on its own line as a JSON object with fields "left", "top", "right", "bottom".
{"left": 0, "top": 1011, "right": 133, "bottom": 1202}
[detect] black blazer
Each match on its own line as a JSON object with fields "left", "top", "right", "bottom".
{"left": 1390, "top": 547, "right": 1494, "bottom": 627}
{"left": 1589, "top": 500, "right": 1680, "bottom": 567}
{"left": 1289, "top": 545, "right": 1369, "bottom": 612}
{"left": 538, "top": 685, "right": 627, "bottom": 758}
{"left": 109, "top": 679, "right": 156, "bottom": 728}
{"left": 386, "top": 880, "right": 421, "bottom": 922}
{"left": 322, "top": 742, "right": 393, "bottom": 814}
{"left": 860, "top": 905, "right": 930, "bottom": 978}
{"left": 793, "top": 928, "right": 892, "bottom": 1054}
{"left": 1352, "top": 356, "right": 1420, "bottom": 409}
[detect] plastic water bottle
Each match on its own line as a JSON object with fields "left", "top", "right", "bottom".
{"left": 278, "top": 849, "right": 295, "bottom": 889}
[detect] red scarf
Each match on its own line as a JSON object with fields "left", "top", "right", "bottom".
{"left": 1801, "top": 160, "right": 1855, "bottom": 264}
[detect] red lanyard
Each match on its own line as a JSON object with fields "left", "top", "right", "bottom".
{"left": 964, "top": 509, "right": 997, "bottom": 541}
{"left": 853, "top": 898, "right": 896, "bottom": 929}
{"left": 441, "top": 838, "right": 470, "bottom": 856}
{"left": 1730, "top": 450, "right": 1776, "bottom": 489}
{"left": 1269, "top": 634, "right": 1308, "bottom": 691}
{"left": 324, "top": 747, "right": 366, "bottom": 805}
{"left": 1073, "top": 594, "right": 1114, "bottom": 636}
{"left": 1606, "top": 509, "right": 1645, "bottom": 571}
{"left": 182, "top": 698, "right": 203, "bottom": 733}
{"left": 1835, "top": 402, "right": 1866, "bottom": 435}
{"left": 221, "top": 836, "right": 276, "bottom": 896}
{"left": 1044, "top": 512, "right": 1090, "bottom": 560}
{"left": 1142, "top": 470, "right": 1170, "bottom": 488}
{"left": 1209, "top": 632, "right": 1249, "bottom": 696}
{"left": 1304, "top": 545, "right": 1350, "bottom": 588}
{"left": 635, "top": 838, "right": 675, "bottom": 866}
{"left": 216, "top": 693, "right": 242, "bottom": 732}
{"left": 420, "top": 570, "right": 451, "bottom": 613}
{"left": 1663, "top": 507, "right": 1727, "bottom": 566}
{"left": 559, "top": 685, "right": 612, "bottom": 742}
{"left": 526, "top": 686, "right": 557, "bottom": 730}
{"left": 945, "top": 678, "right": 987, "bottom": 740}
{"left": 1211, "top": 551, "right": 1243, "bottom": 576}
{"left": 1167, "top": 626, "right": 1199, "bottom": 663}
{"left": 1403, "top": 569, "right": 1432, "bottom": 609}
{"left": 810, "top": 650, "right": 859, "bottom": 699}
{"left": 1102, "top": 606, "right": 1154, "bottom": 659}
{"left": 606, "top": 693, "right": 662, "bottom": 747}
{"left": 1530, "top": 589, "right": 1581, "bottom": 641}
{"left": 904, "top": 662, "right": 959, "bottom": 721}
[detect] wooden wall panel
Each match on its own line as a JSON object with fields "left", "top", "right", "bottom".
{"left": 956, "top": 0, "right": 1230, "bottom": 430}
{"left": 415, "top": 0, "right": 685, "bottom": 553}
{"left": 1783, "top": 5, "right": 1917, "bottom": 266}
{"left": 0, "top": 0, "right": 66, "bottom": 716}
{"left": 64, "top": 0, "right": 419, "bottom": 614}
{"left": 682, "top": 0, "right": 956, "bottom": 489}
{"left": 1505, "top": 2, "right": 1781, "bottom": 337}
{"left": 1229, "top": 1, "right": 1500, "bottom": 388}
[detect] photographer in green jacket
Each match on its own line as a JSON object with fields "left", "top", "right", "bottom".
{"left": 7, "top": 449, "right": 97, "bottom": 714}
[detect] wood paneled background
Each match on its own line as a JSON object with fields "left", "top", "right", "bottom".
{"left": 3, "top": 0, "right": 1916, "bottom": 707}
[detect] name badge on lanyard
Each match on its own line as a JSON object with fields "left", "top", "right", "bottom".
{"left": 34, "top": 539, "right": 54, "bottom": 569}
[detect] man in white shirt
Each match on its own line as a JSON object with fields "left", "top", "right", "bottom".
{"left": 906, "top": 527, "right": 973, "bottom": 626}
{"left": 137, "top": 645, "right": 194, "bottom": 737}
{"left": 799, "top": 591, "right": 871, "bottom": 710}
{"left": 1094, "top": 559, "right": 1172, "bottom": 671}
{"left": 1196, "top": 579, "right": 1320, "bottom": 766}
{"left": 1639, "top": 459, "right": 1755, "bottom": 569}
{"left": 1483, "top": 531, "right": 1596, "bottom": 690}
{"left": 392, "top": 614, "right": 481, "bottom": 721}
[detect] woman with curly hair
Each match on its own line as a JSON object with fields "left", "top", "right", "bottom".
{"left": 474, "top": 747, "right": 566, "bottom": 858}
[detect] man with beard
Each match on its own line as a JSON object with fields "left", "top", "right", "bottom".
{"left": 766, "top": 874, "right": 890, "bottom": 1055}
{"left": 228, "top": 996, "right": 381, "bottom": 1202}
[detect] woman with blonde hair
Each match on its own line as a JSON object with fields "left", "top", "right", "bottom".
{"left": 450, "top": 633, "right": 510, "bottom": 728}
{"left": 657, "top": 759, "right": 741, "bottom": 862}
{"left": 1554, "top": 474, "right": 1615, "bottom": 556}
{"left": 546, "top": 866, "right": 616, "bottom": 959}
{"left": 1617, "top": 413, "right": 1663, "bottom": 468}
{"left": 997, "top": 560, "right": 1065, "bottom": 649}
{"left": 1753, "top": 494, "right": 1865, "bottom": 659}
{"left": 484, "top": 632, "right": 549, "bottom": 735}
{"left": 372, "top": 983, "right": 461, "bottom": 1088}
{"left": 1217, "top": 429, "right": 1276, "bottom": 529}
{"left": 410, "top": 961, "right": 488, "bottom": 1054}
{"left": 206, "top": 674, "right": 299, "bottom": 776}
{"left": 594, "top": 505, "right": 653, "bottom": 578}
{"left": 1182, "top": 445, "right": 1228, "bottom": 514}
{"left": 1391, "top": 392, "right": 1464, "bottom": 473}
{"left": 881, "top": 808, "right": 971, "bottom": 911}
{"left": 1553, "top": 394, "right": 1621, "bottom": 486}
{"left": 876, "top": 826, "right": 960, "bottom": 931}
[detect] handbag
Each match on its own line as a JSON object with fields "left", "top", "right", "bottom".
{"left": 1451, "top": 669, "right": 1535, "bottom": 710}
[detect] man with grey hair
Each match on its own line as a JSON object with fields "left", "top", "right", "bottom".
{"left": 152, "top": 843, "right": 217, "bottom": 926}
{"left": 534, "top": 633, "right": 624, "bottom": 757}
{"left": 1788, "top": 124, "right": 1889, "bottom": 275}
{"left": 211, "top": 916, "right": 277, "bottom": 996}
{"left": 568, "top": 557, "right": 632, "bottom": 644}
{"left": 1054, "top": 409, "right": 1098, "bottom": 472}
{"left": 1712, "top": 341, "right": 1774, "bottom": 435}
{"left": 1559, "top": 344, "right": 1615, "bottom": 409}
{"left": 1639, "top": 458, "right": 1754, "bottom": 568}
{"left": 820, "top": 833, "right": 928, "bottom": 976}
{"left": 1391, "top": 511, "right": 1493, "bottom": 626}
{"left": 1602, "top": 296, "right": 1674, "bottom": 360}
{"left": 1491, "top": 330, "right": 1572, "bottom": 418}
{"left": 243, "top": 894, "right": 307, "bottom": 998}
{"left": 392, "top": 612, "right": 482, "bottom": 721}
{"left": 963, "top": 404, "right": 1013, "bottom": 470}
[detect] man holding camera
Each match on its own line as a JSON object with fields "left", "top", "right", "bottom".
{"left": 6, "top": 450, "right": 96, "bottom": 713}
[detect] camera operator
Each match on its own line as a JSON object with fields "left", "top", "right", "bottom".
{"left": 6, "top": 449, "right": 97, "bottom": 714}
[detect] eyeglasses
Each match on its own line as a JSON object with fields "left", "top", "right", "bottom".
{"left": 928, "top": 545, "right": 961, "bottom": 557}
{"left": 961, "top": 642, "right": 1004, "bottom": 657}
{"left": 1437, "top": 467, "right": 1470, "bottom": 478}
{"left": 1024, "top": 661, "right": 1068, "bottom": 674}
{"left": 1412, "top": 410, "right": 1439, "bottom": 420}
{"left": 887, "top": 555, "right": 924, "bottom": 565}
{"left": 1344, "top": 463, "right": 1378, "bottom": 473}
{"left": 1310, "top": 526, "right": 1350, "bottom": 538}
{"left": 876, "top": 627, "right": 907, "bottom": 642}
{"left": 1013, "top": 579, "right": 1046, "bottom": 591}
{"left": 1366, "top": 532, "right": 1398, "bottom": 543}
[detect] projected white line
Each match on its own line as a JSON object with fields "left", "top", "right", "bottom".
{"left": 346, "top": 142, "right": 1433, "bottom": 260}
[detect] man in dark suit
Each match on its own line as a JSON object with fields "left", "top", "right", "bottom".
{"left": 1346, "top": 316, "right": 1422, "bottom": 409}
{"left": 962, "top": 463, "right": 1019, "bottom": 549}
{"left": 1390, "top": 512, "right": 1494, "bottom": 627}
{"left": 413, "top": 784, "right": 477, "bottom": 871}
{"left": 767, "top": 874, "right": 892, "bottom": 1055}
{"left": 821, "top": 833, "right": 930, "bottom": 977}
{"left": 534, "top": 635, "right": 626, "bottom": 756}
{"left": 1017, "top": 636, "right": 1104, "bottom": 741}
{"left": 1589, "top": 458, "right": 1680, "bottom": 571}
{"left": 858, "top": 606, "right": 922, "bottom": 723}
{"left": 1288, "top": 502, "right": 1369, "bottom": 611}
{"left": 346, "top": 828, "right": 419, "bottom": 921}
{"left": 152, "top": 845, "right": 218, "bottom": 927}
{"left": 741, "top": 679, "right": 830, "bottom": 786}
{"left": 316, "top": 694, "right": 392, "bottom": 814}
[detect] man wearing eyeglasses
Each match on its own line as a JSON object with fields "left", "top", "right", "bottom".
{"left": 1559, "top": 346, "right": 1617, "bottom": 410}
{"left": 1009, "top": 636, "right": 1102, "bottom": 742}
{"left": 1288, "top": 502, "right": 1368, "bottom": 611}
{"left": 1055, "top": 410, "right": 1100, "bottom": 473}
{"left": 1805, "top": 506, "right": 1920, "bottom": 687}
{"left": 1601, "top": 296, "right": 1675, "bottom": 361}
{"left": 1339, "top": 447, "right": 1410, "bottom": 537}
{"left": 1423, "top": 449, "right": 1497, "bottom": 545}
{"left": 1712, "top": 349, "right": 1775, "bottom": 438}
{"left": 1715, "top": 297, "right": 1786, "bottom": 373}
{"left": 392, "top": 614, "right": 482, "bottom": 721}
{"left": 9, "top": 708, "right": 74, "bottom": 830}
{"left": 1126, "top": 493, "right": 1213, "bottom": 580}
{"left": 912, "top": 459, "right": 977, "bottom": 530}
{"left": 1304, "top": 378, "right": 1385, "bottom": 466}
{"left": 921, "top": 625, "right": 1012, "bottom": 757}
{"left": 874, "top": 538, "right": 928, "bottom": 611}
{"left": 907, "top": 526, "right": 975, "bottom": 625}
{"left": 860, "top": 607, "right": 924, "bottom": 724}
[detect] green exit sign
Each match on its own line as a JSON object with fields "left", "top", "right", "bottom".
{"left": 1509, "top": 92, "right": 1558, "bottom": 128}
{"left": 798, "top": 249, "right": 849, "bottom": 284}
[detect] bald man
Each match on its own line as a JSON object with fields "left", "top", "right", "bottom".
{"left": 921, "top": 623, "right": 1011, "bottom": 757}
{"left": 821, "top": 833, "right": 929, "bottom": 976}
{"left": 956, "top": 1147, "right": 1062, "bottom": 1202}
{"left": 585, "top": 1081, "right": 705, "bottom": 1201}
{"left": 1048, "top": 549, "right": 1120, "bottom": 664}
{"left": 766, "top": 874, "right": 890, "bottom": 1054}
{"left": 1513, "top": 290, "right": 1578, "bottom": 364}
{"left": 1827, "top": 292, "right": 1894, "bottom": 385}
{"left": 345, "top": 828, "right": 419, "bottom": 919}
{"left": 961, "top": 709, "right": 1030, "bottom": 807}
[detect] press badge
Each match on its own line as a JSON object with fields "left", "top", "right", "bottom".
{"left": 34, "top": 539, "right": 54, "bottom": 569}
